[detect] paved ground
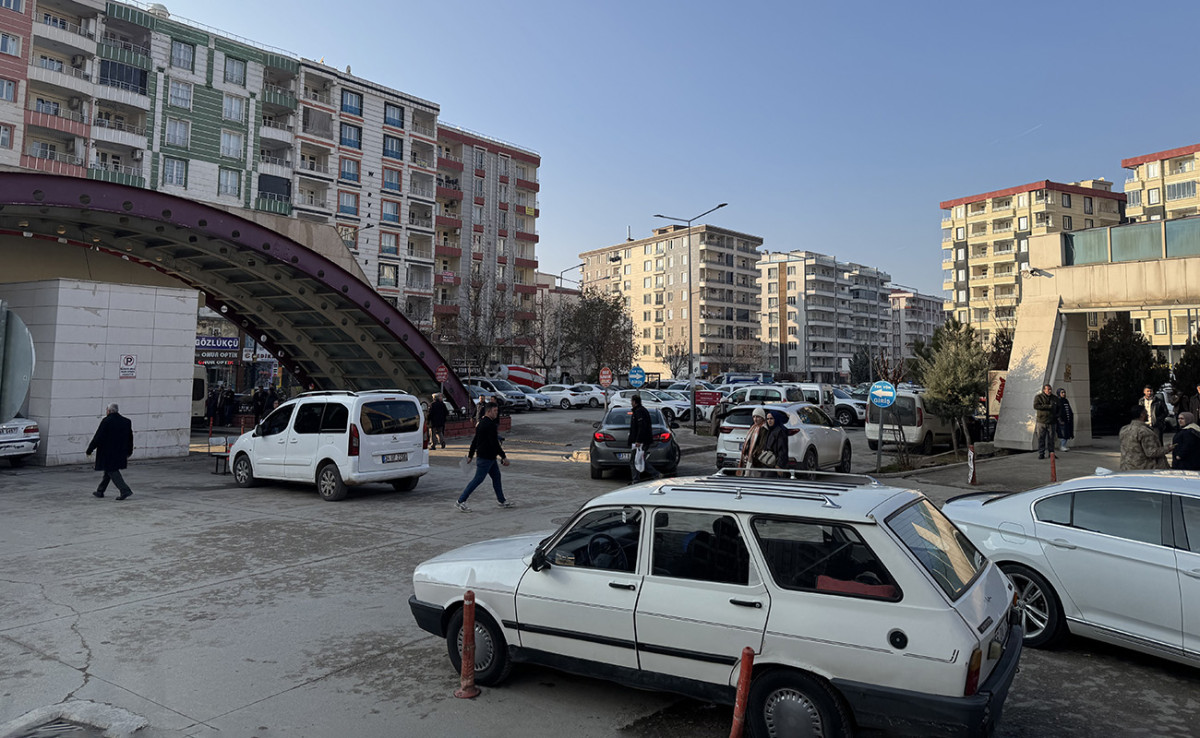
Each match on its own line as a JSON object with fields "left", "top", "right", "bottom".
{"left": 1, "top": 410, "right": 1197, "bottom": 737}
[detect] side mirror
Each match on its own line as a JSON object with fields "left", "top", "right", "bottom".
{"left": 252, "top": 426, "right": 261, "bottom": 437}
{"left": 531, "top": 547, "right": 551, "bottom": 572}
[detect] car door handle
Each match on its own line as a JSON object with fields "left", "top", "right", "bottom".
{"left": 608, "top": 582, "right": 636, "bottom": 591}
{"left": 730, "top": 599, "right": 763, "bottom": 608}
{"left": 1048, "top": 538, "right": 1077, "bottom": 549}
{"left": 1183, "top": 569, "right": 1200, "bottom": 580}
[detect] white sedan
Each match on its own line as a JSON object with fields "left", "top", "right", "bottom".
{"left": 568, "top": 384, "right": 610, "bottom": 408}
{"left": 0, "top": 415, "right": 39, "bottom": 466}
{"left": 716, "top": 403, "right": 851, "bottom": 472}
{"left": 608, "top": 389, "right": 692, "bottom": 422}
{"left": 537, "top": 384, "right": 588, "bottom": 409}
{"left": 943, "top": 469, "right": 1200, "bottom": 667}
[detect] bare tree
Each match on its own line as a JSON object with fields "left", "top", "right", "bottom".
{"left": 663, "top": 341, "right": 692, "bottom": 378}
{"left": 564, "top": 288, "right": 636, "bottom": 382}
{"left": 524, "top": 290, "right": 569, "bottom": 381}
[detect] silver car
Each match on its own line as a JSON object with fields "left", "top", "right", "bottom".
{"left": 589, "top": 406, "right": 680, "bottom": 479}
{"left": 0, "top": 415, "right": 39, "bottom": 466}
{"left": 517, "top": 384, "right": 552, "bottom": 410}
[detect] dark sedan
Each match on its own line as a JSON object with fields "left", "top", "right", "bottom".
{"left": 589, "top": 407, "right": 680, "bottom": 479}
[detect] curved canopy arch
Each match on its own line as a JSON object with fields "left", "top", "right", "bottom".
{"left": 0, "top": 172, "right": 467, "bottom": 408}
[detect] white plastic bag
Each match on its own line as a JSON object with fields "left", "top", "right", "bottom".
{"left": 634, "top": 446, "right": 646, "bottom": 473}
{"left": 459, "top": 455, "right": 472, "bottom": 476}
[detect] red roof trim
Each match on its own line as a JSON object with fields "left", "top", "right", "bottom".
{"left": 1121, "top": 143, "right": 1200, "bottom": 169}
{"left": 438, "top": 127, "right": 541, "bottom": 166}
{"left": 939, "top": 180, "right": 1125, "bottom": 210}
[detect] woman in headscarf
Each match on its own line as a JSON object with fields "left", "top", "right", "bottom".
{"left": 1056, "top": 388, "right": 1074, "bottom": 452}
{"left": 761, "top": 409, "right": 790, "bottom": 476}
{"left": 738, "top": 407, "right": 768, "bottom": 475}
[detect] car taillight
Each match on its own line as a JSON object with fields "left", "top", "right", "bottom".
{"left": 23, "top": 425, "right": 38, "bottom": 434}
{"left": 917, "top": 407, "right": 924, "bottom": 427}
{"left": 422, "top": 423, "right": 428, "bottom": 450}
{"left": 656, "top": 431, "right": 671, "bottom": 442}
{"left": 349, "top": 423, "right": 360, "bottom": 457}
{"left": 786, "top": 428, "right": 800, "bottom": 436}
{"left": 719, "top": 426, "right": 733, "bottom": 434}
{"left": 964, "top": 647, "right": 982, "bottom": 696}
{"left": 594, "top": 432, "right": 615, "bottom": 442}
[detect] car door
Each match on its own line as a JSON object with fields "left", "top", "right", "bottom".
{"left": 1176, "top": 495, "right": 1200, "bottom": 657}
{"left": 1034, "top": 488, "right": 1182, "bottom": 650}
{"left": 797, "top": 407, "right": 836, "bottom": 464}
{"left": 810, "top": 406, "right": 842, "bottom": 460}
{"left": 515, "top": 507, "right": 644, "bottom": 669}
{"left": 250, "top": 404, "right": 295, "bottom": 478}
{"left": 637, "top": 510, "right": 769, "bottom": 685}
{"left": 283, "top": 402, "right": 325, "bottom": 480}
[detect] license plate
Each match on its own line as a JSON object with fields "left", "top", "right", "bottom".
{"left": 382, "top": 452, "right": 408, "bottom": 463}
{"left": 0, "top": 427, "right": 14, "bottom": 435}
{"left": 616, "top": 452, "right": 630, "bottom": 461}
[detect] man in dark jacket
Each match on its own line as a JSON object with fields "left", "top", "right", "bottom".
{"left": 627, "top": 394, "right": 661, "bottom": 481}
{"left": 86, "top": 403, "right": 134, "bottom": 500}
{"left": 427, "top": 393, "right": 448, "bottom": 449}
{"left": 1032, "top": 384, "right": 1060, "bottom": 459}
{"left": 1172, "top": 411, "right": 1200, "bottom": 471}
{"left": 1140, "top": 385, "right": 1169, "bottom": 443}
{"left": 456, "top": 403, "right": 511, "bottom": 511}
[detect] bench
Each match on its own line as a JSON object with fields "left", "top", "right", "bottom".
{"left": 211, "top": 451, "right": 230, "bottom": 475}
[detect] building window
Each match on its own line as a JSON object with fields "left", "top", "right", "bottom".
{"left": 0, "top": 0, "right": 22, "bottom": 11}
{"left": 340, "top": 157, "right": 359, "bottom": 182}
{"left": 380, "top": 232, "right": 399, "bottom": 255}
{"left": 378, "top": 263, "right": 398, "bottom": 287}
{"left": 165, "top": 117, "right": 190, "bottom": 147}
{"left": 34, "top": 97, "right": 58, "bottom": 115}
{"left": 170, "top": 40, "right": 194, "bottom": 70}
{"left": 340, "top": 90, "right": 362, "bottom": 116}
{"left": 168, "top": 80, "right": 192, "bottom": 108}
{"left": 0, "top": 78, "right": 12, "bottom": 101}
{"left": 1147, "top": 162, "right": 1160, "bottom": 178}
{"left": 954, "top": 226, "right": 964, "bottom": 240}
{"left": 222, "top": 94, "right": 245, "bottom": 122}
{"left": 340, "top": 122, "right": 361, "bottom": 148}
{"left": 383, "top": 168, "right": 400, "bottom": 192}
{"left": 224, "top": 57, "right": 246, "bottom": 85}
{"left": 1061, "top": 193, "right": 1071, "bottom": 209}
{"left": 1083, "top": 196, "right": 1094, "bottom": 214}
{"left": 218, "top": 168, "right": 241, "bottom": 197}
{"left": 1062, "top": 215, "right": 1072, "bottom": 231}
{"left": 162, "top": 156, "right": 187, "bottom": 187}
{"left": 220, "top": 130, "right": 244, "bottom": 159}
{"left": 338, "top": 191, "right": 358, "bottom": 215}
{"left": 1085, "top": 219, "right": 1094, "bottom": 229}
{"left": 1017, "top": 216, "right": 1028, "bottom": 230}
{"left": 383, "top": 134, "right": 402, "bottom": 160}
{"left": 384, "top": 102, "right": 403, "bottom": 127}
{"left": 381, "top": 200, "right": 400, "bottom": 223}
{"left": 1148, "top": 187, "right": 1161, "bottom": 205}
{"left": 1155, "top": 318, "right": 1167, "bottom": 335}
{"left": 473, "top": 204, "right": 483, "bottom": 221}
{"left": 0, "top": 124, "right": 11, "bottom": 148}
{"left": 1019, "top": 238, "right": 1028, "bottom": 253}
{"left": 1127, "top": 190, "right": 1142, "bottom": 207}
{"left": 0, "top": 33, "right": 18, "bottom": 56}
{"left": 474, "top": 147, "right": 486, "bottom": 169}
{"left": 1166, "top": 180, "right": 1196, "bottom": 201}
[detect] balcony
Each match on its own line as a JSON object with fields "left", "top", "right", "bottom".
{"left": 36, "top": 16, "right": 95, "bottom": 49}
{"left": 515, "top": 177, "right": 539, "bottom": 192}
{"left": 258, "top": 153, "right": 292, "bottom": 168}
{"left": 435, "top": 243, "right": 462, "bottom": 258}
{"left": 303, "top": 88, "right": 332, "bottom": 105}
{"left": 514, "top": 283, "right": 537, "bottom": 294}
{"left": 406, "top": 277, "right": 433, "bottom": 292}
{"left": 410, "top": 182, "right": 434, "bottom": 200}
{"left": 260, "top": 117, "right": 294, "bottom": 140}
{"left": 410, "top": 151, "right": 435, "bottom": 169}
{"left": 439, "top": 153, "right": 464, "bottom": 171}
{"left": 515, "top": 230, "right": 538, "bottom": 243}
{"left": 297, "top": 159, "right": 332, "bottom": 178}
{"left": 435, "top": 214, "right": 461, "bottom": 228}
{"left": 261, "top": 84, "right": 297, "bottom": 110}
{"left": 514, "top": 257, "right": 537, "bottom": 269}
{"left": 98, "top": 35, "right": 150, "bottom": 69}
{"left": 22, "top": 148, "right": 85, "bottom": 176}
{"left": 25, "top": 105, "right": 88, "bottom": 137}
{"left": 437, "top": 184, "right": 463, "bottom": 200}
{"left": 254, "top": 191, "right": 292, "bottom": 216}
{"left": 87, "top": 161, "right": 144, "bottom": 188}
{"left": 412, "top": 121, "right": 435, "bottom": 137}
{"left": 408, "top": 247, "right": 434, "bottom": 260}
{"left": 435, "top": 272, "right": 461, "bottom": 286}
{"left": 293, "top": 193, "right": 330, "bottom": 211}
{"left": 434, "top": 303, "right": 460, "bottom": 315}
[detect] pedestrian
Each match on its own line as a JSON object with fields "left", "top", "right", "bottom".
{"left": 761, "top": 409, "right": 790, "bottom": 475}
{"left": 221, "top": 387, "right": 236, "bottom": 426}
{"left": 252, "top": 387, "right": 265, "bottom": 425}
{"left": 1188, "top": 383, "right": 1200, "bottom": 418}
{"left": 214, "top": 385, "right": 227, "bottom": 425}
{"left": 205, "top": 388, "right": 218, "bottom": 424}
{"left": 456, "top": 402, "right": 512, "bottom": 511}
{"left": 1139, "top": 385, "right": 1168, "bottom": 443}
{"left": 86, "top": 403, "right": 135, "bottom": 500}
{"left": 1056, "top": 388, "right": 1074, "bottom": 452}
{"left": 738, "top": 407, "right": 769, "bottom": 474}
{"left": 1172, "top": 411, "right": 1200, "bottom": 471}
{"left": 1032, "top": 384, "right": 1060, "bottom": 459}
{"left": 627, "top": 394, "right": 661, "bottom": 481}
{"left": 427, "top": 393, "right": 448, "bottom": 449}
{"left": 1119, "top": 406, "right": 1172, "bottom": 470}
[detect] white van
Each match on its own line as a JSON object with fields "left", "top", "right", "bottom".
{"left": 864, "top": 390, "right": 956, "bottom": 454}
{"left": 228, "top": 389, "right": 428, "bottom": 501}
{"left": 192, "top": 365, "right": 207, "bottom": 421}
{"left": 796, "top": 382, "right": 836, "bottom": 420}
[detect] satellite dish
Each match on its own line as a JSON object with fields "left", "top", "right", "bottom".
{"left": 0, "top": 302, "right": 36, "bottom": 423}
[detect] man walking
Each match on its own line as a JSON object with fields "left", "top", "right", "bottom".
{"left": 456, "top": 402, "right": 512, "bottom": 511}
{"left": 1120, "top": 406, "right": 1172, "bottom": 470}
{"left": 1032, "top": 384, "right": 1060, "bottom": 459}
{"left": 86, "top": 403, "right": 135, "bottom": 500}
{"left": 628, "top": 394, "right": 661, "bottom": 481}
{"left": 427, "top": 393, "right": 448, "bottom": 449}
{"left": 1140, "top": 385, "right": 1169, "bottom": 443}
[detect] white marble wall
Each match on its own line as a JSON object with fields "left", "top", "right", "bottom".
{"left": 2, "top": 279, "right": 198, "bottom": 465}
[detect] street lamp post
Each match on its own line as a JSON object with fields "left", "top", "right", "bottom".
{"left": 654, "top": 203, "right": 727, "bottom": 433}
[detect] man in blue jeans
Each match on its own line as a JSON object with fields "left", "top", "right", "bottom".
{"left": 456, "top": 403, "right": 513, "bottom": 512}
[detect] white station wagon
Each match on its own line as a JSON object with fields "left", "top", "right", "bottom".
{"left": 410, "top": 471, "right": 1022, "bottom": 737}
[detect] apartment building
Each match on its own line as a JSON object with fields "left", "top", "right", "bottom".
{"left": 888, "top": 287, "right": 945, "bottom": 363}
{"left": 757, "top": 251, "right": 891, "bottom": 382}
{"left": 940, "top": 179, "right": 1124, "bottom": 342}
{"left": 579, "top": 225, "right": 763, "bottom": 379}
{"left": 1121, "top": 143, "right": 1200, "bottom": 223}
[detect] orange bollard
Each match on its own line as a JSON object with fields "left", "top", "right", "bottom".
{"left": 454, "top": 591, "right": 482, "bottom": 699}
{"left": 729, "top": 646, "right": 755, "bottom": 738}
{"left": 1049, "top": 451, "right": 1057, "bottom": 482}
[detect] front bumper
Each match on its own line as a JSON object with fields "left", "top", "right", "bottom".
{"left": 409, "top": 595, "right": 445, "bottom": 637}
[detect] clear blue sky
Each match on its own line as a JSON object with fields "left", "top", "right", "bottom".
{"left": 167, "top": 0, "right": 1200, "bottom": 295}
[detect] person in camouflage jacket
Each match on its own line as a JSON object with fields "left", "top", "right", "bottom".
{"left": 1120, "top": 407, "right": 1172, "bottom": 470}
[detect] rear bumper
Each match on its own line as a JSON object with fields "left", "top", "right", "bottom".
{"left": 345, "top": 460, "right": 430, "bottom": 486}
{"left": 0, "top": 439, "right": 39, "bottom": 457}
{"left": 591, "top": 442, "right": 680, "bottom": 468}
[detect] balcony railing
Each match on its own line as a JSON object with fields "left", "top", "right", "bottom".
{"left": 412, "top": 121, "right": 434, "bottom": 136}
{"left": 100, "top": 34, "right": 149, "bottom": 57}
{"left": 28, "top": 103, "right": 88, "bottom": 124}
{"left": 89, "top": 161, "right": 141, "bottom": 177}
{"left": 409, "top": 215, "right": 433, "bottom": 228}
{"left": 27, "top": 148, "right": 82, "bottom": 165}
{"left": 257, "top": 191, "right": 290, "bottom": 203}
{"left": 220, "top": 146, "right": 243, "bottom": 159}
{"left": 35, "top": 62, "right": 90, "bottom": 82}
{"left": 97, "top": 78, "right": 146, "bottom": 95}
{"left": 410, "top": 152, "right": 435, "bottom": 168}
{"left": 40, "top": 16, "right": 94, "bottom": 38}
{"left": 410, "top": 183, "right": 433, "bottom": 198}
{"left": 294, "top": 194, "right": 328, "bottom": 208}
{"left": 261, "top": 117, "right": 293, "bottom": 132}
{"left": 439, "top": 152, "right": 462, "bottom": 163}
{"left": 408, "top": 248, "right": 433, "bottom": 259}
{"left": 301, "top": 124, "right": 332, "bottom": 138}
{"left": 258, "top": 154, "right": 291, "bottom": 167}
{"left": 303, "top": 88, "right": 332, "bottom": 104}
{"left": 406, "top": 278, "right": 433, "bottom": 290}
{"left": 94, "top": 117, "right": 146, "bottom": 136}
{"left": 297, "top": 159, "right": 330, "bottom": 175}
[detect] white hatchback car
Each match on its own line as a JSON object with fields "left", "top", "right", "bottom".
{"left": 943, "top": 469, "right": 1200, "bottom": 667}
{"left": 537, "top": 384, "right": 588, "bottom": 409}
{"left": 229, "top": 389, "right": 428, "bottom": 501}
{"left": 410, "top": 471, "right": 1022, "bottom": 737}
{"left": 609, "top": 389, "right": 692, "bottom": 422}
{"left": 717, "top": 403, "right": 852, "bottom": 472}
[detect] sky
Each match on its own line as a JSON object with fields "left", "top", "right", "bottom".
{"left": 164, "top": 0, "right": 1200, "bottom": 295}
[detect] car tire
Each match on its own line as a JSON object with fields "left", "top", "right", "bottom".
{"left": 8, "top": 455, "right": 28, "bottom": 468}
{"left": 918, "top": 432, "right": 934, "bottom": 455}
{"left": 835, "top": 443, "right": 852, "bottom": 473}
{"left": 589, "top": 397, "right": 600, "bottom": 408}
{"left": 748, "top": 669, "right": 850, "bottom": 738}
{"left": 590, "top": 462, "right": 604, "bottom": 480}
{"left": 835, "top": 408, "right": 853, "bottom": 427}
{"left": 1001, "top": 563, "right": 1067, "bottom": 648}
{"left": 802, "top": 447, "right": 818, "bottom": 471}
{"left": 560, "top": 398, "right": 571, "bottom": 409}
{"left": 391, "top": 477, "right": 419, "bottom": 492}
{"left": 316, "top": 462, "right": 349, "bottom": 501}
{"left": 233, "top": 454, "right": 256, "bottom": 488}
{"left": 867, "top": 439, "right": 878, "bottom": 451}
{"left": 447, "top": 605, "right": 512, "bottom": 687}
{"left": 662, "top": 408, "right": 674, "bottom": 422}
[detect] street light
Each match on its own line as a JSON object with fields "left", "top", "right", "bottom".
{"left": 654, "top": 202, "right": 727, "bottom": 432}
{"left": 557, "top": 263, "right": 585, "bottom": 289}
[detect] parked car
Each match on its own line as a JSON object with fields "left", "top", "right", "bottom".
{"left": 537, "top": 384, "right": 587, "bottom": 409}
{"left": 588, "top": 405, "right": 681, "bottom": 479}
{"left": 667, "top": 380, "right": 715, "bottom": 392}
{"left": 609, "top": 389, "right": 692, "bottom": 422}
{"left": 409, "top": 470, "right": 1022, "bottom": 737}
{"left": 796, "top": 382, "right": 838, "bottom": 420}
{"left": 943, "top": 469, "right": 1200, "bottom": 668}
{"left": 464, "top": 377, "right": 530, "bottom": 412}
{"left": 516, "top": 384, "right": 552, "bottom": 410}
{"left": 229, "top": 389, "right": 428, "bottom": 501}
{"left": 832, "top": 387, "right": 868, "bottom": 427}
{"left": 716, "top": 403, "right": 852, "bottom": 472}
{"left": 717, "top": 384, "right": 807, "bottom": 413}
{"left": 0, "top": 415, "right": 39, "bottom": 466}
{"left": 865, "top": 390, "right": 957, "bottom": 454}
{"left": 569, "top": 383, "right": 609, "bottom": 408}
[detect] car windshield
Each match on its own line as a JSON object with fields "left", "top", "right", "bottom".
{"left": 602, "top": 407, "right": 665, "bottom": 427}
{"left": 658, "top": 391, "right": 688, "bottom": 401}
{"left": 833, "top": 388, "right": 851, "bottom": 399}
{"left": 886, "top": 499, "right": 986, "bottom": 601}
{"left": 490, "top": 379, "right": 520, "bottom": 391}
{"left": 517, "top": 386, "right": 536, "bottom": 394}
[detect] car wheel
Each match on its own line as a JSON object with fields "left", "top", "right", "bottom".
{"left": 391, "top": 477, "right": 419, "bottom": 492}
{"left": 802, "top": 447, "right": 818, "bottom": 471}
{"left": 316, "top": 462, "right": 349, "bottom": 501}
{"left": 233, "top": 454, "right": 256, "bottom": 488}
{"left": 748, "top": 669, "right": 850, "bottom": 738}
{"left": 590, "top": 462, "right": 604, "bottom": 479}
{"left": 1001, "top": 563, "right": 1067, "bottom": 648}
{"left": 447, "top": 605, "right": 512, "bottom": 687}
{"left": 867, "top": 439, "right": 878, "bottom": 451}
{"left": 918, "top": 432, "right": 934, "bottom": 455}
{"left": 835, "top": 408, "right": 853, "bottom": 427}
{"left": 662, "top": 408, "right": 674, "bottom": 422}
{"left": 835, "top": 443, "right": 852, "bottom": 473}
{"left": 560, "top": 398, "right": 571, "bottom": 409}
{"left": 8, "top": 455, "right": 28, "bottom": 467}
{"left": 589, "top": 397, "right": 600, "bottom": 408}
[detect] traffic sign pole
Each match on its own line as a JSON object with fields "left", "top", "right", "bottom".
{"left": 869, "top": 381, "right": 896, "bottom": 473}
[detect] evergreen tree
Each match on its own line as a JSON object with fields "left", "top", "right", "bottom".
{"left": 849, "top": 345, "right": 872, "bottom": 384}
{"left": 989, "top": 328, "right": 1014, "bottom": 371}
{"left": 1088, "top": 315, "right": 1168, "bottom": 428}
{"left": 1172, "top": 339, "right": 1200, "bottom": 401}
{"left": 917, "top": 324, "right": 989, "bottom": 452}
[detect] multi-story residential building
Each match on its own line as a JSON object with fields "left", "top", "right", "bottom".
{"left": 940, "top": 179, "right": 1124, "bottom": 342}
{"left": 1121, "top": 143, "right": 1200, "bottom": 223}
{"left": 888, "top": 287, "right": 945, "bottom": 363}
{"left": 756, "top": 251, "right": 891, "bottom": 382}
{"left": 579, "top": 225, "right": 763, "bottom": 379}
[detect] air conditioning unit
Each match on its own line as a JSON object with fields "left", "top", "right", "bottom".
{"left": 132, "top": 150, "right": 143, "bottom": 161}
{"left": 71, "top": 55, "right": 85, "bottom": 68}
{"left": 67, "top": 97, "right": 82, "bottom": 110}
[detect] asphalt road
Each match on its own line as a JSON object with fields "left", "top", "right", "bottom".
{"left": 1, "top": 407, "right": 1197, "bottom": 737}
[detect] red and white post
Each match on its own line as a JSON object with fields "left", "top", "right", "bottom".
{"left": 729, "top": 646, "right": 755, "bottom": 738}
{"left": 454, "top": 590, "right": 481, "bottom": 699}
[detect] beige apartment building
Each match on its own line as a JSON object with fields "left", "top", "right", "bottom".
{"left": 579, "top": 225, "right": 763, "bottom": 379}
{"left": 940, "top": 179, "right": 1125, "bottom": 342}
{"left": 889, "top": 287, "right": 945, "bottom": 363}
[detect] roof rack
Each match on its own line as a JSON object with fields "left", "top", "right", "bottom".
{"left": 356, "top": 388, "right": 412, "bottom": 395}
{"left": 647, "top": 468, "right": 885, "bottom": 509}
{"left": 712, "top": 467, "right": 881, "bottom": 486}
{"left": 295, "top": 390, "right": 357, "bottom": 398}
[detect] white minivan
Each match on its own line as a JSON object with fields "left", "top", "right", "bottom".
{"left": 865, "top": 390, "right": 957, "bottom": 454}
{"left": 229, "top": 389, "right": 428, "bottom": 501}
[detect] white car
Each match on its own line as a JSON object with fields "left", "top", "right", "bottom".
{"left": 229, "top": 389, "right": 428, "bottom": 501}
{"left": 716, "top": 403, "right": 852, "bottom": 472}
{"left": 568, "top": 383, "right": 609, "bottom": 408}
{"left": 943, "top": 469, "right": 1200, "bottom": 667}
{"left": 410, "top": 470, "right": 1022, "bottom": 737}
{"left": 832, "top": 388, "right": 868, "bottom": 427}
{"left": 609, "top": 389, "right": 693, "bottom": 422}
{"left": 0, "top": 415, "right": 39, "bottom": 466}
{"left": 516, "top": 385, "right": 552, "bottom": 410}
{"left": 537, "top": 384, "right": 588, "bottom": 409}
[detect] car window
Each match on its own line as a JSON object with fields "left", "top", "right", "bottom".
{"left": 729, "top": 389, "right": 747, "bottom": 404}
{"left": 723, "top": 408, "right": 756, "bottom": 427}
{"left": 1061, "top": 489, "right": 1166, "bottom": 546}
{"left": 785, "top": 388, "right": 805, "bottom": 402}
{"left": 833, "top": 388, "right": 850, "bottom": 400}
{"left": 1033, "top": 493, "right": 1072, "bottom": 525}
{"left": 653, "top": 510, "right": 752, "bottom": 585}
{"left": 811, "top": 407, "right": 835, "bottom": 426}
{"left": 293, "top": 403, "right": 324, "bottom": 434}
{"left": 570, "top": 385, "right": 591, "bottom": 393}
{"left": 802, "top": 389, "right": 819, "bottom": 404}
{"left": 886, "top": 499, "right": 985, "bottom": 601}
{"left": 321, "top": 403, "right": 348, "bottom": 432}
{"left": 549, "top": 507, "right": 641, "bottom": 572}
{"left": 359, "top": 400, "right": 421, "bottom": 435}
{"left": 491, "top": 379, "right": 519, "bottom": 391}
{"left": 260, "top": 405, "right": 294, "bottom": 437}
{"left": 1181, "top": 497, "right": 1200, "bottom": 553}
{"left": 798, "top": 407, "right": 821, "bottom": 425}
{"left": 752, "top": 517, "right": 898, "bottom": 600}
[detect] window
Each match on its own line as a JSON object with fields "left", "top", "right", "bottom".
{"left": 382, "top": 168, "right": 400, "bottom": 192}
{"left": 38, "top": 55, "right": 62, "bottom": 72}
{"left": 1155, "top": 318, "right": 1167, "bottom": 334}
{"left": 1182, "top": 498, "right": 1200, "bottom": 553}
{"left": 339, "top": 157, "right": 359, "bottom": 182}
{"left": 1062, "top": 215, "right": 1072, "bottom": 231}
{"left": 1085, "top": 219, "right": 1094, "bottom": 229}
{"left": 168, "top": 80, "right": 192, "bottom": 108}
{"left": 547, "top": 508, "right": 641, "bottom": 572}
{"left": 220, "top": 130, "right": 244, "bottom": 159}
{"left": 473, "top": 147, "right": 485, "bottom": 169}
{"left": 887, "top": 499, "right": 985, "bottom": 600}
{"left": 0, "top": 78, "right": 13, "bottom": 102}
{"left": 1084, "top": 196, "right": 1094, "bottom": 214}
{"left": 1166, "top": 180, "right": 1196, "bottom": 201}
{"left": 338, "top": 191, "right": 358, "bottom": 215}
{"left": 340, "top": 122, "right": 361, "bottom": 149}
{"left": 0, "top": 0, "right": 22, "bottom": 11}
{"left": 1061, "top": 193, "right": 1072, "bottom": 208}
{"left": 1019, "top": 238, "right": 1028, "bottom": 253}
{"left": 753, "top": 517, "right": 897, "bottom": 598}
{"left": 259, "top": 405, "right": 294, "bottom": 437}
{"left": 224, "top": 57, "right": 246, "bottom": 85}
{"left": 954, "top": 226, "right": 964, "bottom": 240}
{"left": 218, "top": 168, "right": 240, "bottom": 197}
{"left": 221, "top": 93, "right": 245, "bottom": 122}
{"left": 378, "top": 263, "right": 398, "bottom": 287}
{"left": 170, "top": 40, "right": 194, "bottom": 70}
{"left": 474, "top": 176, "right": 484, "bottom": 196}
{"left": 0, "top": 124, "right": 11, "bottom": 148}
{"left": 384, "top": 102, "right": 403, "bottom": 127}
{"left": 1036, "top": 489, "right": 1165, "bottom": 546}
{"left": 0, "top": 33, "right": 18, "bottom": 57}
{"left": 1017, "top": 216, "right": 1028, "bottom": 231}
{"left": 1147, "top": 162, "right": 1160, "bottom": 178}
{"left": 652, "top": 511, "right": 751, "bottom": 584}
{"left": 381, "top": 200, "right": 400, "bottom": 223}
{"left": 383, "top": 134, "right": 402, "bottom": 160}
{"left": 1149, "top": 187, "right": 1161, "bottom": 205}
{"left": 35, "top": 97, "right": 58, "bottom": 115}
{"left": 165, "top": 118, "right": 190, "bottom": 147}
{"left": 1127, "top": 190, "right": 1142, "bottom": 207}
{"left": 379, "top": 231, "right": 399, "bottom": 255}
{"left": 340, "top": 89, "right": 362, "bottom": 116}
{"left": 162, "top": 156, "right": 187, "bottom": 186}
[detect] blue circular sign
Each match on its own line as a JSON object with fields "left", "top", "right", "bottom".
{"left": 628, "top": 366, "right": 646, "bottom": 388}
{"left": 869, "top": 380, "right": 896, "bottom": 408}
